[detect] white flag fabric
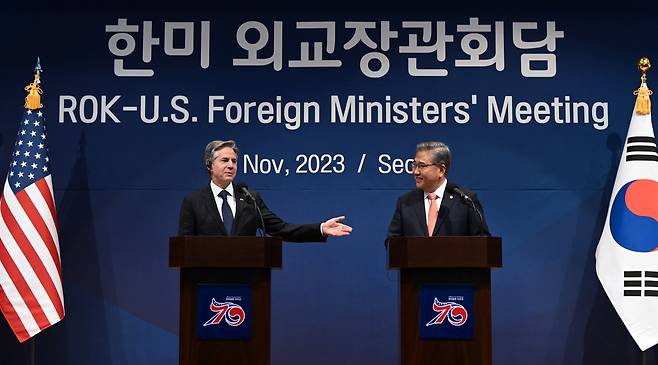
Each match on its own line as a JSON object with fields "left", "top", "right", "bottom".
{"left": 596, "top": 97, "right": 658, "bottom": 351}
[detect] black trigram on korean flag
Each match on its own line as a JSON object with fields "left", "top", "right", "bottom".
{"left": 624, "top": 271, "right": 658, "bottom": 296}
{"left": 626, "top": 136, "right": 658, "bottom": 162}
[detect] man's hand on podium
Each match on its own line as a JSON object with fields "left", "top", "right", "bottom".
{"left": 321, "top": 216, "right": 353, "bottom": 237}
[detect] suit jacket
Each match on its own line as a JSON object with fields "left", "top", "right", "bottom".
{"left": 387, "top": 183, "right": 490, "bottom": 239}
{"left": 178, "top": 185, "right": 326, "bottom": 243}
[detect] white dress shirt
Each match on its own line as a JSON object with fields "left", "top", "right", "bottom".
{"left": 210, "top": 181, "right": 327, "bottom": 236}
{"left": 423, "top": 178, "right": 448, "bottom": 222}
{"left": 210, "top": 181, "right": 236, "bottom": 221}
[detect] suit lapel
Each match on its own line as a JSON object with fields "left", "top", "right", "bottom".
{"left": 411, "top": 189, "right": 428, "bottom": 236}
{"left": 232, "top": 191, "right": 249, "bottom": 235}
{"left": 205, "top": 186, "right": 227, "bottom": 235}
{"left": 433, "top": 190, "right": 457, "bottom": 236}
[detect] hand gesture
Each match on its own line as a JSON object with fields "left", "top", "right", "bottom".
{"left": 322, "top": 216, "right": 352, "bottom": 237}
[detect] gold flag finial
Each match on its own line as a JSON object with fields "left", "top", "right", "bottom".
{"left": 24, "top": 58, "right": 43, "bottom": 110}
{"left": 634, "top": 57, "right": 652, "bottom": 115}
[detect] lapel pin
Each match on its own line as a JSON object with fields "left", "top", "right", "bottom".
{"left": 450, "top": 195, "right": 453, "bottom": 199}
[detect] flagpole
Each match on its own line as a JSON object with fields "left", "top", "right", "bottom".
{"left": 638, "top": 57, "right": 653, "bottom": 365}
{"left": 29, "top": 338, "right": 35, "bottom": 365}
{"left": 28, "top": 58, "right": 41, "bottom": 365}
{"left": 637, "top": 57, "right": 653, "bottom": 365}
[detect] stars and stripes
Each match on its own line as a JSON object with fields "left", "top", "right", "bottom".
{"left": 0, "top": 108, "right": 63, "bottom": 342}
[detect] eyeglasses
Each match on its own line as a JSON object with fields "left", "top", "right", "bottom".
{"left": 411, "top": 161, "right": 438, "bottom": 171}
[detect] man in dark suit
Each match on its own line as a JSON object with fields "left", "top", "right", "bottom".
{"left": 179, "top": 140, "right": 352, "bottom": 241}
{"left": 387, "top": 141, "right": 490, "bottom": 239}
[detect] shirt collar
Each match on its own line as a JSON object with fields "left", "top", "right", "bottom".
{"left": 210, "top": 181, "right": 234, "bottom": 197}
{"left": 424, "top": 178, "right": 448, "bottom": 200}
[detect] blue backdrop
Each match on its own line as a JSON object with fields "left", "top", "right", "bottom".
{"left": 2, "top": 2, "right": 658, "bottom": 364}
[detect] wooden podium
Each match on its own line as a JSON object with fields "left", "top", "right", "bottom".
{"left": 169, "top": 236, "right": 282, "bottom": 365}
{"left": 388, "top": 236, "right": 502, "bottom": 365}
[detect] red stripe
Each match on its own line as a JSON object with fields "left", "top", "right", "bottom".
{"left": 16, "top": 188, "right": 62, "bottom": 279}
{"left": 14, "top": 190, "right": 64, "bottom": 318}
{"left": 0, "top": 279, "right": 30, "bottom": 342}
{"left": 2, "top": 193, "right": 63, "bottom": 318}
{"left": 0, "top": 198, "right": 57, "bottom": 329}
{"left": 0, "top": 234, "right": 49, "bottom": 331}
{"left": 35, "top": 179, "right": 57, "bottom": 228}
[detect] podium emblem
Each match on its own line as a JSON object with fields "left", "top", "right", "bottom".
{"left": 425, "top": 298, "right": 468, "bottom": 327}
{"left": 419, "top": 285, "right": 474, "bottom": 339}
{"left": 197, "top": 285, "right": 252, "bottom": 339}
{"left": 203, "top": 298, "right": 246, "bottom": 327}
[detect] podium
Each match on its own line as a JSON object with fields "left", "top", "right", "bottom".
{"left": 169, "top": 236, "right": 282, "bottom": 365}
{"left": 388, "top": 236, "right": 502, "bottom": 365}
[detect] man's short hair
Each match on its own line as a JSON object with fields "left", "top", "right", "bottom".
{"left": 204, "top": 140, "right": 239, "bottom": 171}
{"left": 416, "top": 141, "right": 451, "bottom": 174}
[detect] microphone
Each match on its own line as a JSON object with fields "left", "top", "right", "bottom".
{"left": 234, "top": 182, "right": 266, "bottom": 236}
{"left": 234, "top": 182, "right": 254, "bottom": 201}
{"left": 450, "top": 186, "right": 472, "bottom": 202}
{"left": 449, "top": 185, "right": 486, "bottom": 236}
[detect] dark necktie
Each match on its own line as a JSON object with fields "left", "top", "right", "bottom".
{"left": 218, "top": 190, "right": 234, "bottom": 235}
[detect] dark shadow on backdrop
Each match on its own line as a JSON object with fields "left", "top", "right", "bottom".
{"left": 37, "top": 131, "right": 125, "bottom": 365}
{"left": 557, "top": 134, "right": 656, "bottom": 364}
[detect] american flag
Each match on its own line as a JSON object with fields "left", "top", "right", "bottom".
{"left": 0, "top": 106, "right": 64, "bottom": 342}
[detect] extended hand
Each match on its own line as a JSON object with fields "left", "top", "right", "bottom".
{"left": 322, "top": 216, "right": 353, "bottom": 237}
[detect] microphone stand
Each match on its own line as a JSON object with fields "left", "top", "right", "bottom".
{"left": 239, "top": 187, "right": 266, "bottom": 237}
{"left": 452, "top": 187, "right": 486, "bottom": 235}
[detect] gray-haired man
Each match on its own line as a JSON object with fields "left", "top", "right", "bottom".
{"left": 179, "top": 140, "right": 352, "bottom": 241}
{"left": 387, "top": 141, "right": 490, "bottom": 239}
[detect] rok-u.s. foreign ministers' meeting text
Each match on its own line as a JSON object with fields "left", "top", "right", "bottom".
{"left": 2, "top": 3, "right": 658, "bottom": 365}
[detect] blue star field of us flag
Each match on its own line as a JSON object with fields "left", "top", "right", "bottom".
{"left": 8, "top": 110, "right": 51, "bottom": 193}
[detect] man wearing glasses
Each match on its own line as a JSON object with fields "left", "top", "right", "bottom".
{"left": 387, "top": 141, "right": 490, "bottom": 239}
